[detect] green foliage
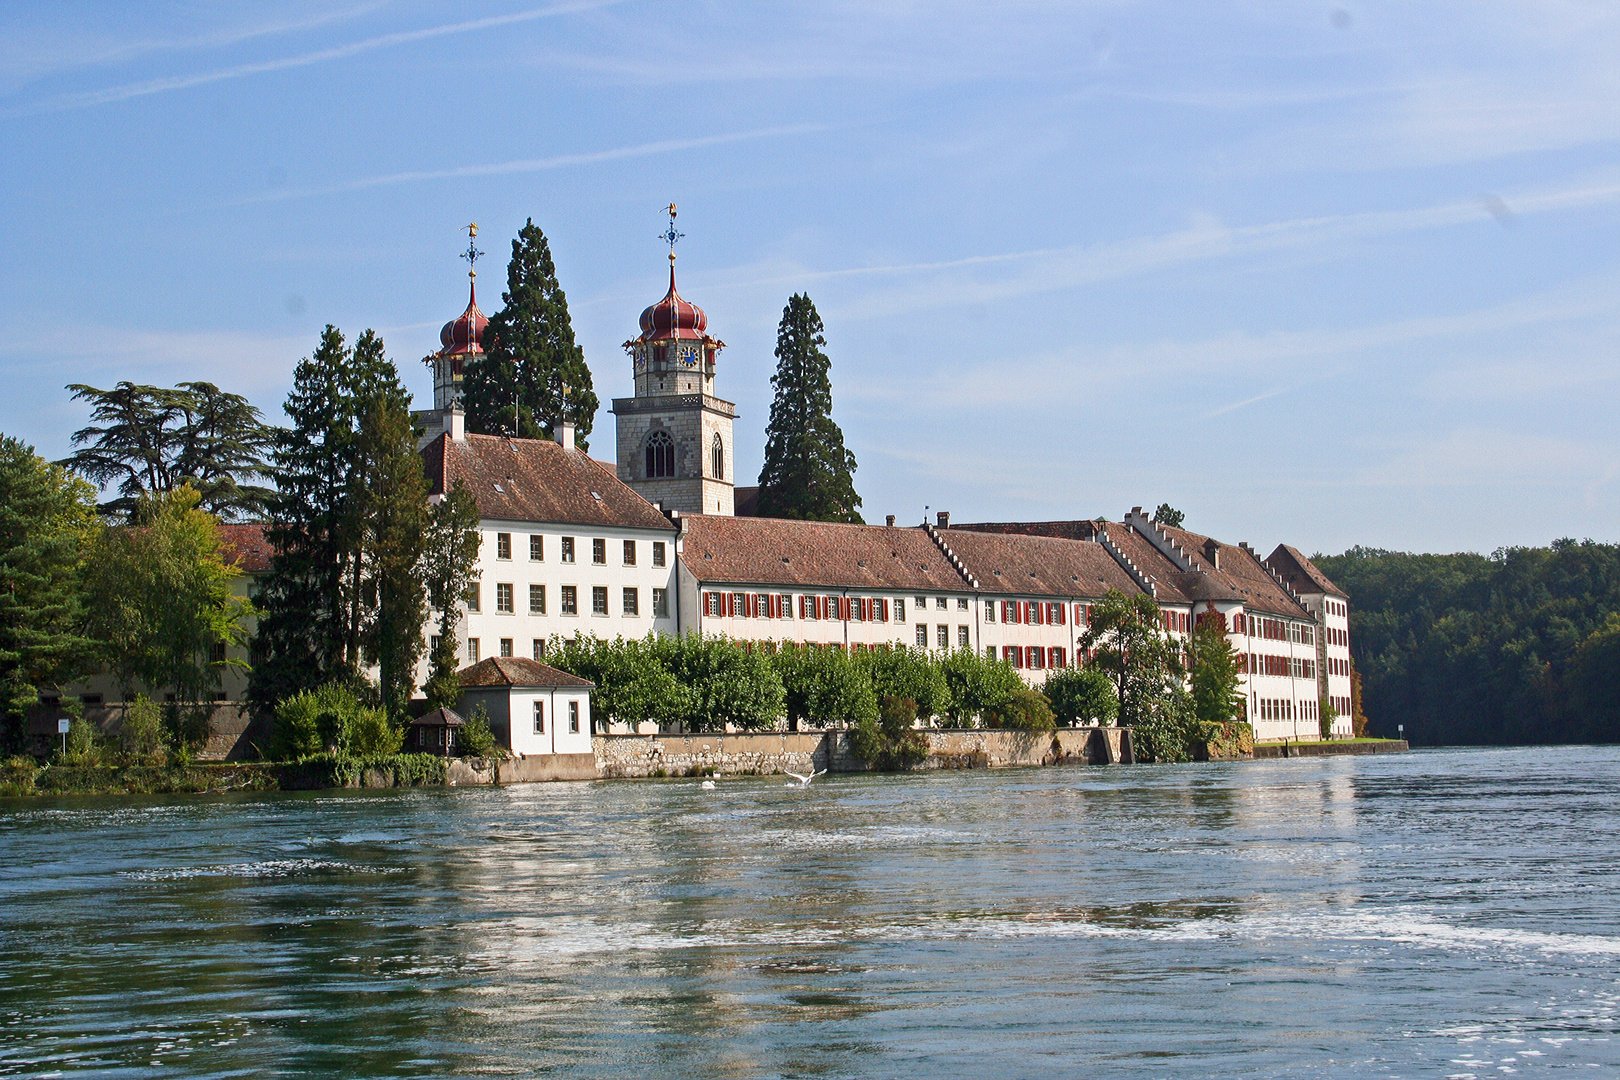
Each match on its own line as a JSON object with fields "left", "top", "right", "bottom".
{"left": 1080, "top": 589, "right": 1185, "bottom": 731}
{"left": 1042, "top": 666, "right": 1118, "bottom": 727}
{"left": 987, "top": 686, "right": 1056, "bottom": 732}
{"left": 851, "top": 695, "right": 928, "bottom": 771}
{"left": 939, "top": 647, "right": 1023, "bottom": 726}
{"left": 464, "top": 219, "right": 597, "bottom": 447}
{"left": 121, "top": 694, "right": 167, "bottom": 758}
{"left": 56, "top": 713, "right": 100, "bottom": 766}
{"left": 273, "top": 684, "right": 359, "bottom": 759}
{"left": 1152, "top": 504, "right": 1185, "bottom": 529}
{"left": 460, "top": 703, "right": 497, "bottom": 757}
{"left": 60, "top": 381, "right": 274, "bottom": 520}
{"left": 654, "top": 635, "right": 786, "bottom": 732}
{"left": 422, "top": 481, "right": 481, "bottom": 709}
{"left": 0, "top": 436, "right": 99, "bottom": 747}
{"left": 1132, "top": 687, "right": 1205, "bottom": 763}
{"left": 858, "top": 646, "right": 950, "bottom": 724}
{"left": 1187, "top": 608, "right": 1244, "bottom": 728}
{"left": 1318, "top": 695, "right": 1338, "bottom": 740}
{"left": 1314, "top": 541, "right": 1620, "bottom": 744}
{"left": 771, "top": 644, "right": 878, "bottom": 730}
{"left": 756, "top": 293, "right": 862, "bottom": 523}
{"left": 82, "top": 485, "right": 253, "bottom": 706}
{"left": 550, "top": 635, "right": 690, "bottom": 729}
{"left": 280, "top": 752, "right": 446, "bottom": 789}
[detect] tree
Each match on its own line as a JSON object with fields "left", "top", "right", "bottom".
{"left": 987, "top": 686, "right": 1056, "bottom": 731}
{"left": 939, "top": 648, "right": 1023, "bottom": 726}
{"left": 82, "top": 486, "right": 254, "bottom": 712}
{"left": 1079, "top": 589, "right": 1184, "bottom": 729}
{"left": 60, "top": 381, "right": 274, "bottom": 520}
{"left": 654, "top": 635, "right": 784, "bottom": 732}
{"left": 756, "top": 294, "right": 862, "bottom": 522}
{"left": 851, "top": 695, "right": 929, "bottom": 771}
{"left": 463, "top": 219, "right": 597, "bottom": 447}
{"left": 550, "top": 635, "right": 691, "bottom": 730}
{"left": 0, "top": 437, "right": 99, "bottom": 749}
{"left": 859, "top": 646, "right": 950, "bottom": 725}
{"left": 421, "top": 481, "right": 481, "bottom": 709}
{"left": 1043, "top": 667, "right": 1117, "bottom": 727}
{"left": 1187, "top": 605, "right": 1244, "bottom": 728}
{"left": 1152, "top": 504, "right": 1185, "bottom": 529}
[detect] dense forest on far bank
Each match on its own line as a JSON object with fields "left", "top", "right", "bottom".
{"left": 1316, "top": 541, "right": 1620, "bottom": 745}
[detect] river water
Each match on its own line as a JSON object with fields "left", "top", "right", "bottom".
{"left": 2, "top": 747, "right": 1618, "bottom": 1079}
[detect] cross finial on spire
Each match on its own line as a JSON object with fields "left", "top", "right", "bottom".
{"left": 462, "top": 222, "right": 483, "bottom": 281}
{"left": 659, "top": 203, "right": 683, "bottom": 265}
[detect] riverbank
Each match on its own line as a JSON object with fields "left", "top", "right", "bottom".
{"left": 0, "top": 754, "right": 449, "bottom": 797}
{"left": 1252, "top": 738, "right": 1409, "bottom": 758}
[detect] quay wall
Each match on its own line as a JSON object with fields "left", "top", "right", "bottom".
{"left": 1252, "top": 739, "right": 1409, "bottom": 759}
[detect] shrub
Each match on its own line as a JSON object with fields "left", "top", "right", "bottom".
{"left": 1043, "top": 667, "right": 1117, "bottom": 727}
{"left": 56, "top": 713, "right": 100, "bottom": 766}
{"left": 987, "top": 687, "right": 1056, "bottom": 732}
{"left": 271, "top": 684, "right": 397, "bottom": 759}
{"left": 939, "top": 649, "right": 1022, "bottom": 726}
{"left": 860, "top": 647, "right": 950, "bottom": 725}
{"left": 1318, "top": 696, "right": 1338, "bottom": 740}
{"left": 348, "top": 706, "right": 403, "bottom": 755}
{"left": 121, "top": 695, "right": 167, "bottom": 759}
{"left": 1132, "top": 688, "right": 1207, "bottom": 763}
{"left": 851, "top": 695, "right": 929, "bottom": 771}
{"left": 460, "top": 703, "right": 498, "bottom": 757}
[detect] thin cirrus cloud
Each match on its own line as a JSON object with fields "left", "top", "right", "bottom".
{"left": 0, "top": 0, "right": 622, "bottom": 117}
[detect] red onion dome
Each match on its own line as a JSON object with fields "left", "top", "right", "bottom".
{"left": 638, "top": 267, "right": 708, "bottom": 340}
{"left": 438, "top": 282, "right": 488, "bottom": 356}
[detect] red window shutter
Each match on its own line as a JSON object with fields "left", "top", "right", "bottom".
{"left": 842, "top": 597, "right": 851, "bottom": 621}
{"left": 878, "top": 598, "right": 888, "bottom": 621}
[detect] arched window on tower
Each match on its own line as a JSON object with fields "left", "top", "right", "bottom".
{"left": 711, "top": 433, "right": 724, "bottom": 481}
{"left": 645, "top": 431, "right": 674, "bottom": 479}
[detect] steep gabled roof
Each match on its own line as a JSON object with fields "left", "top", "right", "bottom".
{"left": 1155, "top": 524, "right": 1310, "bottom": 618}
{"left": 1266, "top": 544, "right": 1347, "bottom": 599}
{"left": 1098, "top": 523, "right": 1194, "bottom": 604}
{"left": 217, "top": 522, "right": 271, "bottom": 573}
{"left": 935, "top": 529, "right": 1144, "bottom": 599}
{"left": 423, "top": 432, "right": 674, "bottom": 531}
{"left": 680, "top": 516, "right": 963, "bottom": 592}
{"left": 458, "top": 657, "right": 595, "bottom": 689}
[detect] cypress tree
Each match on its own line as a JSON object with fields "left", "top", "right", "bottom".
{"left": 421, "top": 482, "right": 481, "bottom": 709}
{"left": 757, "top": 294, "right": 862, "bottom": 522}
{"left": 464, "top": 219, "right": 597, "bottom": 448}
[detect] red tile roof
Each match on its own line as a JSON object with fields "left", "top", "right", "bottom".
{"left": 217, "top": 522, "right": 271, "bottom": 573}
{"left": 681, "top": 516, "right": 963, "bottom": 592}
{"left": 1154, "top": 524, "right": 1310, "bottom": 618}
{"left": 423, "top": 432, "right": 675, "bottom": 531}
{"left": 1266, "top": 544, "right": 1347, "bottom": 599}
{"left": 934, "top": 528, "right": 1145, "bottom": 599}
{"left": 457, "top": 657, "right": 595, "bottom": 689}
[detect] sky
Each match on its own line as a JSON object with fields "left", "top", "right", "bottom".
{"left": 4, "top": 1, "right": 1620, "bottom": 557}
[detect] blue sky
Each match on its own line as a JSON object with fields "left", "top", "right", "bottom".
{"left": 4, "top": 2, "right": 1620, "bottom": 556}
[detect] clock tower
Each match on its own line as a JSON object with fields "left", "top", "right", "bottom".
{"left": 611, "top": 207, "right": 736, "bottom": 515}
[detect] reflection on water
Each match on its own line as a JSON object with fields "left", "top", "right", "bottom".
{"left": 3, "top": 748, "right": 1620, "bottom": 1077}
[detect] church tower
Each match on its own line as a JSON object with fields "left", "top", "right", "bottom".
{"left": 426, "top": 224, "right": 489, "bottom": 411}
{"left": 612, "top": 206, "right": 736, "bottom": 515}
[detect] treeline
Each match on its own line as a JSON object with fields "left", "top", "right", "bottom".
{"left": 1317, "top": 541, "right": 1620, "bottom": 744}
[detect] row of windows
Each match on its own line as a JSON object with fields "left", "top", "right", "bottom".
{"left": 995, "top": 645, "right": 1068, "bottom": 670}
{"left": 1325, "top": 626, "right": 1349, "bottom": 647}
{"left": 1248, "top": 654, "right": 1316, "bottom": 679}
{"left": 475, "top": 584, "right": 670, "bottom": 619}
{"left": 1255, "top": 697, "right": 1321, "bottom": 723}
{"left": 642, "top": 431, "right": 726, "bottom": 481}
{"left": 532, "top": 699, "right": 581, "bottom": 735}
{"left": 988, "top": 601, "right": 1079, "bottom": 626}
{"left": 1325, "top": 600, "right": 1346, "bottom": 618}
{"left": 1254, "top": 617, "right": 1314, "bottom": 646}
{"left": 493, "top": 533, "right": 668, "bottom": 568}
{"left": 1326, "top": 656, "right": 1350, "bottom": 677}
{"left": 1329, "top": 695, "right": 1351, "bottom": 716}
{"left": 914, "top": 624, "right": 972, "bottom": 649}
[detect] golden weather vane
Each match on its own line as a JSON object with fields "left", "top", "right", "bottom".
{"left": 659, "top": 204, "right": 683, "bottom": 264}
{"left": 462, "top": 222, "right": 482, "bottom": 281}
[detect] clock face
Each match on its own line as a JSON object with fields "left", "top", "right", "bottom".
{"left": 681, "top": 346, "right": 698, "bottom": 367}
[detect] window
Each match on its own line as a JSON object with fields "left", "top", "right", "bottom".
{"left": 1002, "top": 600, "right": 1019, "bottom": 624}
{"left": 592, "top": 586, "right": 609, "bottom": 615}
{"left": 915, "top": 596, "right": 927, "bottom": 610}
{"left": 530, "top": 584, "right": 545, "bottom": 614}
{"left": 652, "top": 588, "right": 669, "bottom": 618}
{"left": 1004, "top": 645, "right": 1023, "bottom": 668}
{"left": 916, "top": 624, "right": 928, "bottom": 647}
{"left": 755, "top": 593, "right": 771, "bottom": 618}
{"left": 466, "top": 583, "right": 480, "bottom": 611}
{"left": 623, "top": 540, "right": 636, "bottom": 566}
{"left": 1026, "top": 602, "right": 1043, "bottom": 625}
{"left": 652, "top": 542, "right": 666, "bottom": 567}
{"left": 430, "top": 635, "right": 440, "bottom": 654}
{"left": 568, "top": 700, "right": 580, "bottom": 733}
{"left": 561, "top": 537, "right": 575, "bottom": 563}
{"left": 708, "top": 592, "right": 724, "bottom": 617}
{"left": 986, "top": 645, "right": 997, "bottom": 660}
{"left": 533, "top": 701, "right": 545, "bottom": 734}
{"left": 936, "top": 597, "right": 948, "bottom": 610}
{"left": 209, "top": 641, "right": 227, "bottom": 664}
{"left": 592, "top": 539, "right": 606, "bottom": 565}
{"left": 496, "top": 583, "right": 514, "bottom": 613}
{"left": 645, "top": 430, "right": 675, "bottom": 478}
{"left": 985, "top": 602, "right": 995, "bottom": 623}
{"left": 1050, "top": 647, "right": 1066, "bottom": 668}
{"left": 496, "top": 532, "right": 511, "bottom": 560}
{"left": 530, "top": 534, "right": 544, "bottom": 561}
{"left": 532, "top": 638, "right": 545, "bottom": 660}
{"left": 937, "top": 624, "right": 949, "bottom": 648}
{"left": 779, "top": 593, "right": 793, "bottom": 620}
{"left": 561, "top": 585, "right": 578, "bottom": 615}
{"left": 958, "top": 625, "right": 970, "bottom": 647}
{"left": 468, "top": 638, "right": 480, "bottom": 663}
{"left": 500, "top": 638, "right": 513, "bottom": 658}
{"left": 623, "top": 587, "right": 639, "bottom": 616}
{"left": 711, "top": 433, "right": 724, "bottom": 480}
{"left": 957, "top": 598, "right": 969, "bottom": 611}
{"left": 1047, "top": 603, "right": 1064, "bottom": 625}
{"left": 733, "top": 592, "right": 749, "bottom": 618}
{"left": 1028, "top": 646, "right": 1045, "bottom": 669}
{"left": 895, "top": 599, "right": 906, "bottom": 622}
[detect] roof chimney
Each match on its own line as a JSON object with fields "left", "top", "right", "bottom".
{"left": 1203, "top": 538, "right": 1221, "bottom": 570}
{"left": 555, "top": 420, "right": 575, "bottom": 452}
{"left": 936, "top": 511, "right": 950, "bottom": 528}
{"left": 447, "top": 406, "right": 465, "bottom": 442}
{"left": 886, "top": 515, "right": 896, "bottom": 527}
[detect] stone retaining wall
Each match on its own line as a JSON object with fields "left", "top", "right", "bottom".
{"left": 1252, "top": 739, "right": 1408, "bottom": 758}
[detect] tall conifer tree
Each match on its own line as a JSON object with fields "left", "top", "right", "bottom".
{"left": 464, "top": 220, "right": 597, "bottom": 447}
{"left": 757, "top": 293, "right": 862, "bottom": 522}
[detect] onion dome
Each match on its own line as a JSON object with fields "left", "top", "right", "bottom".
{"left": 638, "top": 267, "right": 708, "bottom": 341}
{"left": 438, "top": 281, "right": 488, "bottom": 357}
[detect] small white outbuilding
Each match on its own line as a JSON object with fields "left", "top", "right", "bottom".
{"left": 455, "top": 656, "right": 595, "bottom": 758}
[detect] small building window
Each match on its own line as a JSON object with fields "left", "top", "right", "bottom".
{"left": 623, "top": 587, "right": 639, "bottom": 616}
{"left": 561, "top": 537, "right": 575, "bottom": 563}
{"left": 937, "top": 624, "right": 949, "bottom": 648}
{"left": 209, "top": 641, "right": 227, "bottom": 664}
{"left": 496, "top": 583, "right": 514, "bottom": 613}
{"left": 652, "top": 588, "right": 669, "bottom": 618}
{"left": 592, "top": 538, "right": 606, "bottom": 565}
{"left": 935, "top": 597, "right": 948, "bottom": 610}
{"left": 711, "top": 433, "right": 724, "bottom": 480}
{"left": 561, "top": 586, "right": 577, "bottom": 615}
{"left": 466, "top": 583, "right": 480, "bottom": 611}
{"left": 533, "top": 701, "right": 545, "bottom": 734}
{"left": 568, "top": 700, "right": 580, "bottom": 733}
{"left": 652, "top": 542, "right": 666, "bottom": 567}
{"left": 500, "top": 638, "right": 513, "bottom": 658}
{"left": 530, "top": 535, "right": 544, "bottom": 561}
{"left": 985, "top": 602, "right": 995, "bottom": 623}
{"left": 957, "top": 598, "right": 969, "bottom": 611}
{"left": 530, "top": 584, "right": 545, "bottom": 614}
{"left": 468, "top": 638, "right": 480, "bottom": 663}
{"left": 592, "top": 586, "right": 609, "bottom": 615}
{"left": 532, "top": 638, "right": 545, "bottom": 660}
{"left": 645, "top": 430, "right": 675, "bottom": 479}
{"left": 986, "top": 645, "right": 997, "bottom": 660}
{"left": 496, "top": 532, "right": 511, "bottom": 560}
{"left": 916, "top": 624, "right": 928, "bottom": 647}
{"left": 958, "top": 625, "right": 970, "bottom": 647}
{"left": 623, "top": 540, "right": 637, "bottom": 566}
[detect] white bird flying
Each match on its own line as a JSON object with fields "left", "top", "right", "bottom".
{"left": 784, "top": 769, "right": 827, "bottom": 787}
